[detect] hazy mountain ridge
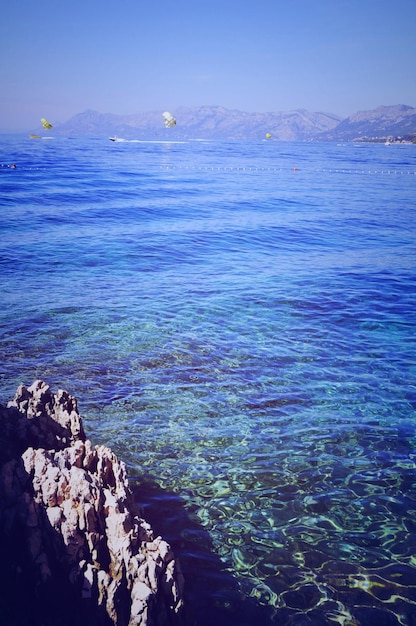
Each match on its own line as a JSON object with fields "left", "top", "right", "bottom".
{"left": 51, "top": 104, "right": 416, "bottom": 141}
{"left": 53, "top": 106, "right": 341, "bottom": 141}
{"left": 317, "top": 104, "right": 416, "bottom": 142}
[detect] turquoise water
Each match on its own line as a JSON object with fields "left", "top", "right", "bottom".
{"left": 1, "top": 136, "right": 416, "bottom": 625}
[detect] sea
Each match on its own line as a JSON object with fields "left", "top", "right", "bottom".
{"left": 1, "top": 135, "right": 416, "bottom": 626}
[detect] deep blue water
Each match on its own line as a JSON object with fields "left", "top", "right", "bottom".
{"left": 1, "top": 135, "right": 416, "bottom": 625}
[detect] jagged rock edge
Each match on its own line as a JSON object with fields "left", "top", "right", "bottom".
{"left": 0, "top": 380, "right": 185, "bottom": 626}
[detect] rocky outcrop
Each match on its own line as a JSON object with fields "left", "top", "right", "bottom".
{"left": 0, "top": 381, "right": 184, "bottom": 626}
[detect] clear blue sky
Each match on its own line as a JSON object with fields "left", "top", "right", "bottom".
{"left": 1, "top": 0, "right": 415, "bottom": 131}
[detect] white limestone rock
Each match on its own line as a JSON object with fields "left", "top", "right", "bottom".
{"left": 0, "top": 381, "right": 185, "bottom": 626}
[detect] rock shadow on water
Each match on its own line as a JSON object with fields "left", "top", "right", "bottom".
{"left": 131, "top": 478, "right": 277, "bottom": 626}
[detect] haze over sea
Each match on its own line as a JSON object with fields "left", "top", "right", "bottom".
{"left": 1, "top": 136, "right": 416, "bottom": 625}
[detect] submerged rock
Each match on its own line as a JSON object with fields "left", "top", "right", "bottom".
{"left": 0, "top": 381, "right": 184, "bottom": 626}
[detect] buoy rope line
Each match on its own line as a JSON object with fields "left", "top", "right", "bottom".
{"left": 2, "top": 165, "right": 415, "bottom": 176}
{"left": 160, "top": 165, "right": 416, "bottom": 175}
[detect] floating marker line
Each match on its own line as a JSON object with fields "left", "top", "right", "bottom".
{"left": 160, "top": 165, "right": 416, "bottom": 175}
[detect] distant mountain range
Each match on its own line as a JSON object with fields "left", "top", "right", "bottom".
{"left": 317, "top": 104, "right": 416, "bottom": 142}
{"left": 51, "top": 104, "right": 416, "bottom": 142}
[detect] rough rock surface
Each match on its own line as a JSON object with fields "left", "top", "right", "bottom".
{"left": 0, "top": 380, "right": 184, "bottom": 626}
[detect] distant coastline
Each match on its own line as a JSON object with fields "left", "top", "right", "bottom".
{"left": 20, "top": 103, "right": 416, "bottom": 143}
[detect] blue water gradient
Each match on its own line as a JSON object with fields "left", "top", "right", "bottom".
{"left": 1, "top": 136, "right": 416, "bottom": 625}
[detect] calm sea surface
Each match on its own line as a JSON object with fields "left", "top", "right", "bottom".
{"left": 1, "top": 136, "right": 416, "bottom": 625}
